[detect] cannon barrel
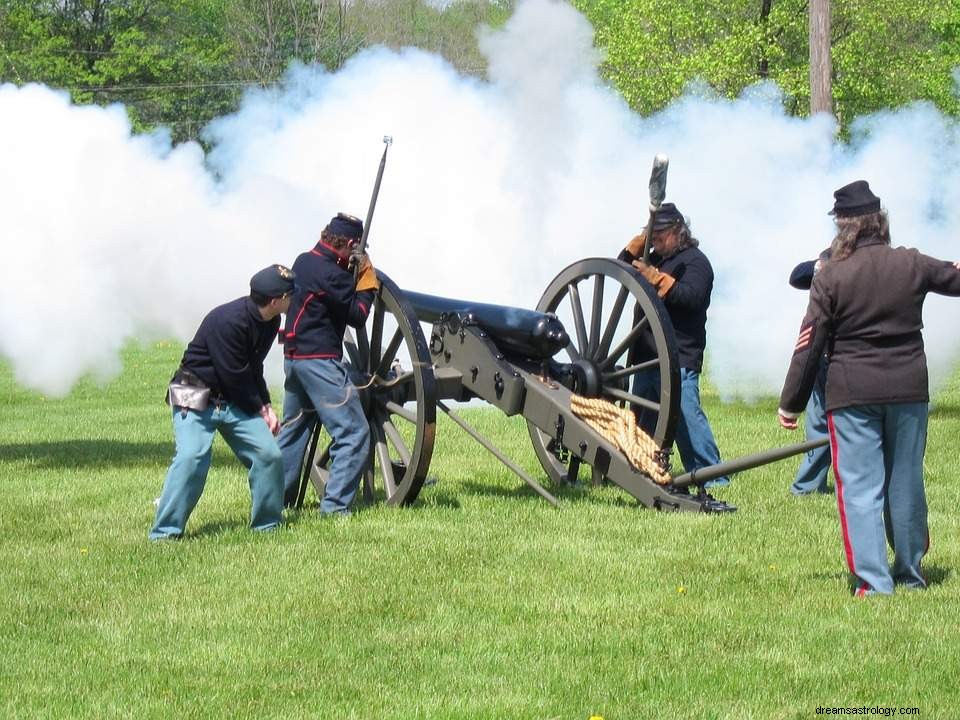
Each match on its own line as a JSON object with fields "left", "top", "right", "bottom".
{"left": 403, "top": 290, "right": 569, "bottom": 360}
{"left": 670, "top": 438, "right": 830, "bottom": 488}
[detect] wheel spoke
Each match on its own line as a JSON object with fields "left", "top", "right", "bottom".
{"left": 566, "top": 282, "right": 589, "bottom": 354}
{"left": 601, "top": 358, "right": 660, "bottom": 382}
{"left": 596, "top": 286, "right": 629, "bottom": 360}
{"left": 384, "top": 400, "right": 418, "bottom": 424}
{"left": 368, "top": 294, "right": 385, "bottom": 374}
{"left": 383, "top": 416, "right": 412, "bottom": 465}
{"left": 564, "top": 342, "right": 582, "bottom": 363}
{"left": 374, "top": 424, "right": 397, "bottom": 494}
{"left": 375, "top": 327, "right": 404, "bottom": 377}
{"left": 599, "top": 315, "right": 650, "bottom": 370}
{"left": 604, "top": 387, "right": 659, "bottom": 413}
{"left": 356, "top": 326, "right": 370, "bottom": 373}
{"left": 587, "top": 274, "right": 604, "bottom": 358}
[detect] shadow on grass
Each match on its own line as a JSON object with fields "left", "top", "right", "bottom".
{"left": 458, "top": 478, "right": 623, "bottom": 507}
{"left": 0, "top": 439, "right": 244, "bottom": 468}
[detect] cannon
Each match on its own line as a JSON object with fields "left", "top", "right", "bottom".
{"left": 288, "top": 257, "right": 828, "bottom": 513}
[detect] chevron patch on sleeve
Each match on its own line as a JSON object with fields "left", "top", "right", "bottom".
{"left": 794, "top": 322, "right": 814, "bottom": 354}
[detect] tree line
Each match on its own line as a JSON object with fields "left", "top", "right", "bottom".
{"left": 1, "top": 0, "right": 957, "bottom": 144}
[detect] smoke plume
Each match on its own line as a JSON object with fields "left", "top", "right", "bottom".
{"left": 1, "top": 0, "right": 959, "bottom": 399}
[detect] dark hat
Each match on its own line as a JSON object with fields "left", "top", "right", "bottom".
{"left": 830, "top": 180, "right": 881, "bottom": 218}
{"left": 326, "top": 212, "right": 363, "bottom": 240}
{"left": 250, "top": 264, "right": 295, "bottom": 298}
{"left": 652, "top": 202, "right": 685, "bottom": 231}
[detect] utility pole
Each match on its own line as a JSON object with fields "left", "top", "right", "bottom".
{"left": 809, "top": 0, "right": 833, "bottom": 116}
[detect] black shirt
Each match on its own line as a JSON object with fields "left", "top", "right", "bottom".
{"left": 180, "top": 297, "right": 280, "bottom": 415}
{"left": 619, "top": 245, "right": 715, "bottom": 372}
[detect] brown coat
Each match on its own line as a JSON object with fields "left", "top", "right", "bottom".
{"left": 780, "top": 236, "right": 960, "bottom": 413}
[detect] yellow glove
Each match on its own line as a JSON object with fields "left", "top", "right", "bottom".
{"left": 623, "top": 232, "right": 646, "bottom": 258}
{"left": 631, "top": 260, "right": 675, "bottom": 298}
{"left": 355, "top": 253, "right": 379, "bottom": 292}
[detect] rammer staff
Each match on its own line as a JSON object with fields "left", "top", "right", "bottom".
{"left": 357, "top": 135, "right": 393, "bottom": 260}
{"left": 642, "top": 153, "right": 669, "bottom": 264}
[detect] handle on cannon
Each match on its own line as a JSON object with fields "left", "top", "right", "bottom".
{"left": 642, "top": 153, "right": 669, "bottom": 264}
{"left": 357, "top": 135, "right": 393, "bottom": 261}
{"left": 670, "top": 438, "right": 830, "bottom": 488}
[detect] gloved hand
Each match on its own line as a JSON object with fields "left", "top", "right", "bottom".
{"left": 355, "top": 252, "right": 379, "bottom": 292}
{"left": 623, "top": 232, "right": 646, "bottom": 258}
{"left": 631, "top": 260, "right": 675, "bottom": 298}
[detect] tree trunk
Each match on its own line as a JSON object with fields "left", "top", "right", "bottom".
{"left": 809, "top": 0, "right": 833, "bottom": 116}
{"left": 757, "top": 0, "right": 772, "bottom": 79}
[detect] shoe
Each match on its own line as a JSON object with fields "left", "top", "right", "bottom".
{"left": 703, "top": 478, "right": 730, "bottom": 489}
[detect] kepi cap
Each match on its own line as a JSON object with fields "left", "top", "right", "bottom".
{"left": 250, "top": 264, "right": 295, "bottom": 298}
{"left": 652, "top": 202, "right": 685, "bottom": 231}
{"left": 830, "top": 180, "right": 881, "bottom": 218}
{"left": 327, "top": 212, "right": 363, "bottom": 240}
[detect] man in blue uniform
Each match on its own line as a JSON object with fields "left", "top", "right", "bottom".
{"left": 150, "top": 264, "right": 294, "bottom": 539}
{"left": 618, "top": 202, "right": 729, "bottom": 488}
{"left": 278, "top": 213, "right": 379, "bottom": 516}
{"left": 779, "top": 180, "right": 960, "bottom": 595}
{"left": 788, "top": 253, "right": 832, "bottom": 495}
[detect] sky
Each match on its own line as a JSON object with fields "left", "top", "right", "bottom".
{"left": 1, "top": 0, "right": 959, "bottom": 400}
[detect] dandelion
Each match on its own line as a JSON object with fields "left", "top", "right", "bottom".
{"left": 677, "top": 585, "right": 686, "bottom": 594}
{"left": 589, "top": 715, "right": 604, "bottom": 720}
{"left": 80, "top": 548, "right": 88, "bottom": 555}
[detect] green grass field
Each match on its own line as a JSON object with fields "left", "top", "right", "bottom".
{"left": 2, "top": 342, "right": 959, "bottom": 719}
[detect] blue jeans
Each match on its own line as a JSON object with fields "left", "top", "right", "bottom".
{"left": 828, "top": 403, "right": 929, "bottom": 596}
{"left": 278, "top": 358, "right": 370, "bottom": 515}
{"left": 632, "top": 368, "right": 728, "bottom": 485}
{"left": 150, "top": 403, "right": 284, "bottom": 539}
{"left": 792, "top": 361, "right": 832, "bottom": 495}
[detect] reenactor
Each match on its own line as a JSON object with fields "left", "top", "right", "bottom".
{"left": 619, "top": 202, "right": 730, "bottom": 488}
{"left": 779, "top": 180, "right": 960, "bottom": 595}
{"left": 150, "top": 264, "right": 294, "bottom": 539}
{"left": 277, "top": 213, "right": 379, "bottom": 517}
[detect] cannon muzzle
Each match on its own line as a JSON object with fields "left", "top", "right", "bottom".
{"left": 670, "top": 438, "right": 829, "bottom": 488}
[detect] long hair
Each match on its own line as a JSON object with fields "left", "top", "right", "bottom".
{"left": 830, "top": 210, "right": 890, "bottom": 261}
{"left": 651, "top": 220, "right": 699, "bottom": 258}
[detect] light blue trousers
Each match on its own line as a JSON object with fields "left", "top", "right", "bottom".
{"left": 150, "top": 404, "right": 284, "bottom": 539}
{"left": 792, "top": 362, "right": 832, "bottom": 495}
{"left": 278, "top": 358, "right": 370, "bottom": 515}
{"left": 828, "top": 403, "right": 929, "bottom": 596}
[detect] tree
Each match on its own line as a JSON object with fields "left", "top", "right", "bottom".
{"left": 574, "top": 0, "right": 960, "bottom": 126}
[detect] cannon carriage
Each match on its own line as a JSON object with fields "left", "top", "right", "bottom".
{"left": 289, "top": 256, "right": 752, "bottom": 514}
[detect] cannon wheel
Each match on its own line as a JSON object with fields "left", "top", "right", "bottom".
{"left": 297, "top": 270, "right": 437, "bottom": 507}
{"left": 527, "top": 257, "right": 679, "bottom": 485}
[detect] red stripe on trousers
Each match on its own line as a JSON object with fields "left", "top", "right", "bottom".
{"left": 827, "top": 412, "right": 857, "bottom": 575}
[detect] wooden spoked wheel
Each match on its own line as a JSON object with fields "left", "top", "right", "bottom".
{"left": 526, "top": 257, "right": 679, "bottom": 485}
{"left": 297, "top": 271, "right": 437, "bottom": 507}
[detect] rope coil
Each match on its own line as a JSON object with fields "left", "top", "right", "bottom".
{"left": 569, "top": 394, "right": 672, "bottom": 485}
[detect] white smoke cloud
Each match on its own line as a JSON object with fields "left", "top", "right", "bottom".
{"left": 1, "top": 0, "right": 959, "bottom": 400}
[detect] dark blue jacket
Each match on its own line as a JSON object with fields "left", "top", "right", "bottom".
{"left": 620, "top": 244, "right": 714, "bottom": 372}
{"left": 283, "top": 241, "right": 374, "bottom": 360}
{"left": 179, "top": 297, "right": 280, "bottom": 415}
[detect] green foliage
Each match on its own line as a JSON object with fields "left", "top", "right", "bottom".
{"left": 0, "top": 0, "right": 241, "bottom": 142}
{"left": 3, "top": 343, "right": 960, "bottom": 717}
{"left": 0, "top": 0, "right": 513, "bottom": 142}
{"left": 577, "top": 0, "right": 960, "bottom": 126}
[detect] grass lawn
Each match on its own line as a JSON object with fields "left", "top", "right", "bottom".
{"left": 2, "top": 342, "right": 958, "bottom": 719}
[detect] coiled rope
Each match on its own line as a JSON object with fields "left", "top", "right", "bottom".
{"left": 569, "top": 394, "right": 672, "bottom": 485}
